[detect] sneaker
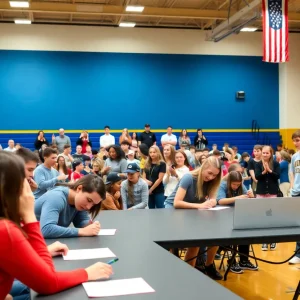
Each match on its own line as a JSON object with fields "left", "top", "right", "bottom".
{"left": 214, "top": 253, "right": 222, "bottom": 260}
{"left": 205, "top": 264, "right": 223, "bottom": 280}
{"left": 228, "top": 263, "right": 244, "bottom": 274}
{"left": 239, "top": 260, "right": 259, "bottom": 271}
{"left": 262, "top": 244, "right": 268, "bottom": 251}
{"left": 270, "top": 243, "right": 277, "bottom": 250}
{"left": 289, "top": 256, "right": 300, "bottom": 264}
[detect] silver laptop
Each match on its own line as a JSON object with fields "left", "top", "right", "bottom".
{"left": 233, "top": 197, "right": 300, "bottom": 230}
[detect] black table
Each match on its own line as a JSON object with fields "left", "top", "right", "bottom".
{"left": 32, "top": 208, "right": 300, "bottom": 299}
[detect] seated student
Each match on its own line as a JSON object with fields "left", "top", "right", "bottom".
{"left": 102, "top": 145, "right": 127, "bottom": 177}
{"left": 73, "top": 145, "right": 89, "bottom": 162}
{"left": 34, "top": 175, "right": 105, "bottom": 238}
{"left": 4, "top": 139, "right": 16, "bottom": 152}
{"left": 58, "top": 145, "right": 74, "bottom": 169}
{"left": 164, "top": 156, "right": 222, "bottom": 280}
{"left": 120, "top": 141, "right": 131, "bottom": 156}
{"left": 119, "top": 128, "right": 132, "bottom": 145}
{"left": 82, "top": 157, "right": 93, "bottom": 176}
{"left": 137, "top": 143, "right": 149, "bottom": 175}
{"left": 101, "top": 173, "right": 123, "bottom": 210}
{"left": 127, "top": 149, "right": 140, "bottom": 166}
{"left": 217, "top": 171, "right": 257, "bottom": 274}
{"left": 70, "top": 160, "right": 84, "bottom": 182}
{"left": 84, "top": 145, "right": 93, "bottom": 159}
{"left": 163, "top": 150, "right": 190, "bottom": 198}
{"left": 121, "top": 163, "right": 148, "bottom": 209}
{"left": 55, "top": 156, "right": 72, "bottom": 181}
{"left": 91, "top": 158, "right": 104, "bottom": 177}
{"left": 34, "top": 148, "right": 68, "bottom": 199}
{"left": 97, "top": 147, "right": 108, "bottom": 161}
{"left": 209, "top": 144, "right": 218, "bottom": 155}
{"left": 0, "top": 152, "right": 112, "bottom": 300}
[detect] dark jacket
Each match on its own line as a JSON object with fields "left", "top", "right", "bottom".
{"left": 255, "top": 160, "right": 280, "bottom": 195}
{"left": 34, "top": 138, "right": 49, "bottom": 150}
{"left": 76, "top": 138, "right": 92, "bottom": 148}
{"left": 193, "top": 136, "right": 208, "bottom": 150}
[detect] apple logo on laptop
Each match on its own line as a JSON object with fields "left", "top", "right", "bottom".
{"left": 266, "top": 209, "right": 272, "bottom": 217}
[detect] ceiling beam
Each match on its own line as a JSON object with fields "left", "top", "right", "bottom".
{"left": 0, "top": 2, "right": 229, "bottom": 20}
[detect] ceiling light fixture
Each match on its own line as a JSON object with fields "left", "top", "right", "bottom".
{"left": 126, "top": 6, "right": 144, "bottom": 12}
{"left": 14, "top": 19, "right": 31, "bottom": 24}
{"left": 9, "top": 1, "right": 29, "bottom": 8}
{"left": 119, "top": 22, "right": 136, "bottom": 27}
{"left": 240, "top": 27, "right": 258, "bottom": 32}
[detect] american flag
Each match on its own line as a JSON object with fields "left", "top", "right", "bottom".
{"left": 262, "top": 0, "right": 289, "bottom": 63}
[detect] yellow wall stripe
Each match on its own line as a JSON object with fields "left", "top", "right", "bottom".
{"left": 0, "top": 129, "right": 280, "bottom": 134}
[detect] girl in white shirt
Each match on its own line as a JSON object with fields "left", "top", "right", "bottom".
{"left": 163, "top": 150, "right": 190, "bottom": 197}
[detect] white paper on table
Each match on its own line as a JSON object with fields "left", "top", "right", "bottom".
{"left": 82, "top": 278, "right": 155, "bottom": 297}
{"left": 207, "top": 206, "right": 231, "bottom": 211}
{"left": 63, "top": 248, "right": 116, "bottom": 260}
{"left": 98, "top": 229, "right": 117, "bottom": 236}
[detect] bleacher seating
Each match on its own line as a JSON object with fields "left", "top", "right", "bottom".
{"left": 0, "top": 131, "right": 282, "bottom": 155}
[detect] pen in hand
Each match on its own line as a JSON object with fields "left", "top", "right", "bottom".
{"left": 107, "top": 258, "right": 119, "bottom": 265}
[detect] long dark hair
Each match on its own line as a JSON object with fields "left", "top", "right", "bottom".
{"left": 227, "top": 171, "right": 243, "bottom": 198}
{"left": 56, "top": 156, "right": 68, "bottom": 175}
{"left": 37, "top": 130, "right": 44, "bottom": 137}
{"left": 107, "top": 145, "right": 125, "bottom": 161}
{"left": 57, "top": 175, "right": 106, "bottom": 219}
{"left": 0, "top": 151, "right": 26, "bottom": 225}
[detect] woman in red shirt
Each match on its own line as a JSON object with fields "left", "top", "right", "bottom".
{"left": 76, "top": 131, "right": 92, "bottom": 154}
{"left": 0, "top": 151, "right": 113, "bottom": 299}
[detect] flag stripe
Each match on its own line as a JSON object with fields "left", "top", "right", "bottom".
{"left": 262, "top": 0, "right": 289, "bottom": 63}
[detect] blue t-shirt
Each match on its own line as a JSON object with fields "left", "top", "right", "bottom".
{"left": 164, "top": 173, "right": 207, "bottom": 208}
{"left": 216, "top": 180, "right": 247, "bottom": 206}
{"left": 34, "top": 186, "right": 90, "bottom": 238}
{"left": 279, "top": 160, "right": 289, "bottom": 184}
{"left": 291, "top": 152, "right": 300, "bottom": 195}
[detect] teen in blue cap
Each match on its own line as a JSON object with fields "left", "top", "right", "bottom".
{"left": 121, "top": 163, "right": 148, "bottom": 209}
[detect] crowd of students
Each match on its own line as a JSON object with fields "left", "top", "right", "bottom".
{"left": 1, "top": 126, "right": 300, "bottom": 300}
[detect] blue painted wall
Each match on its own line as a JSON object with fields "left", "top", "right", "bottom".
{"left": 0, "top": 50, "right": 279, "bottom": 130}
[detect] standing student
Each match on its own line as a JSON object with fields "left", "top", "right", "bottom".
{"left": 76, "top": 131, "right": 92, "bottom": 154}
{"left": 99, "top": 126, "right": 115, "bottom": 148}
{"left": 278, "top": 150, "right": 291, "bottom": 197}
{"left": 121, "top": 163, "right": 148, "bottom": 209}
{"left": 164, "top": 156, "right": 222, "bottom": 280}
{"left": 194, "top": 129, "right": 208, "bottom": 150}
{"left": 119, "top": 128, "right": 132, "bottom": 145}
{"left": 163, "top": 150, "right": 190, "bottom": 198}
{"left": 0, "top": 152, "right": 113, "bottom": 300}
{"left": 137, "top": 143, "right": 149, "bottom": 175}
{"left": 34, "top": 130, "right": 49, "bottom": 150}
{"left": 33, "top": 148, "right": 68, "bottom": 199}
{"left": 255, "top": 145, "right": 280, "bottom": 251}
{"left": 163, "top": 144, "right": 176, "bottom": 168}
{"left": 289, "top": 130, "right": 300, "bottom": 264}
{"left": 101, "top": 173, "right": 123, "bottom": 210}
{"left": 217, "top": 171, "right": 257, "bottom": 274}
{"left": 247, "top": 145, "right": 262, "bottom": 192}
{"left": 139, "top": 124, "right": 156, "bottom": 148}
{"left": 179, "top": 129, "right": 191, "bottom": 150}
{"left": 52, "top": 128, "right": 71, "bottom": 153}
{"left": 161, "top": 126, "right": 177, "bottom": 148}
{"left": 35, "top": 175, "right": 105, "bottom": 238}
{"left": 4, "top": 140, "right": 16, "bottom": 152}
{"left": 143, "top": 145, "right": 166, "bottom": 209}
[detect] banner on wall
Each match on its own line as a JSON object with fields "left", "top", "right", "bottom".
{"left": 262, "top": 0, "right": 289, "bottom": 63}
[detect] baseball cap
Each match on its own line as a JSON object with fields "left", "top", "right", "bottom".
{"left": 124, "top": 163, "right": 140, "bottom": 173}
{"left": 127, "top": 149, "right": 135, "bottom": 156}
{"left": 106, "top": 172, "right": 123, "bottom": 185}
{"left": 144, "top": 124, "right": 150, "bottom": 127}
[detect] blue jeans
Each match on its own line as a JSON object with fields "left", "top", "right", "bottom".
{"left": 10, "top": 280, "right": 30, "bottom": 300}
{"left": 149, "top": 193, "right": 165, "bottom": 209}
{"left": 292, "top": 194, "right": 300, "bottom": 258}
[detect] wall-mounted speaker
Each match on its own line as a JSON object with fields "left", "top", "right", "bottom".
{"left": 236, "top": 91, "right": 245, "bottom": 100}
